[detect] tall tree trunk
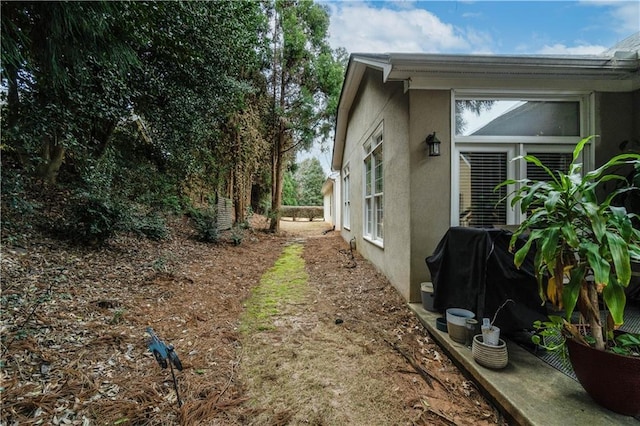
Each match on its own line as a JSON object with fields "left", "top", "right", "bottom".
{"left": 36, "top": 135, "right": 66, "bottom": 184}
{"left": 92, "top": 120, "right": 116, "bottom": 159}
{"left": 270, "top": 131, "right": 285, "bottom": 231}
{"left": 268, "top": 7, "right": 281, "bottom": 232}
{"left": 232, "top": 132, "right": 247, "bottom": 225}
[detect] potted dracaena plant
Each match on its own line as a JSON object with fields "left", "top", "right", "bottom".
{"left": 496, "top": 136, "right": 640, "bottom": 416}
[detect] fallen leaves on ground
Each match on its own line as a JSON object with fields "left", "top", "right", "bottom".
{"left": 1, "top": 216, "right": 508, "bottom": 425}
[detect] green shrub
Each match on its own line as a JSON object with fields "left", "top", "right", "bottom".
{"left": 128, "top": 213, "right": 169, "bottom": 240}
{"left": 230, "top": 225, "right": 244, "bottom": 245}
{"left": 0, "top": 170, "right": 36, "bottom": 244}
{"left": 281, "top": 206, "right": 323, "bottom": 221}
{"left": 1, "top": 171, "right": 35, "bottom": 216}
{"left": 68, "top": 192, "right": 124, "bottom": 245}
{"left": 190, "top": 207, "right": 219, "bottom": 243}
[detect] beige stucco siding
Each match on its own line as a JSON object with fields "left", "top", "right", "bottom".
{"left": 593, "top": 89, "right": 640, "bottom": 200}
{"left": 595, "top": 90, "right": 640, "bottom": 166}
{"left": 407, "top": 90, "right": 453, "bottom": 302}
{"left": 333, "top": 52, "right": 639, "bottom": 307}
{"left": 339, "top": 68, "right": 412, "bottom": 300}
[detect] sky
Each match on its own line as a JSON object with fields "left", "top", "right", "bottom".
{"left": 300, "top": 0, "right": 640, "bottom": 174}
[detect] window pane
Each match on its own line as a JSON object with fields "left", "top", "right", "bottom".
{"left": 527, "top": 152, "right": 573, "bottom": 181}
{"left": 365, "top": 158, "right": 372, "bottom": 195}
{"left": 366, "top": 198, "right": 373, "bottom": 235}
{"left": 456, "top": 100, "right": 580, "bottom": 137}
{"left": 459, "top": 152, "right": 507, "bottom": 228}
{"left": 374, "top": 147, "right": 383, "bottom": 193}
{"left": 344, "top": 173, "right": 349, "bottom": 202}
{"left": 343, "top": 173, "right": 350, "bottom": 228}
{"left": 376, "top": 195, "right": 383, "bottom": 239}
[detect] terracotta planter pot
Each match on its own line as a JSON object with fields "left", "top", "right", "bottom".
{"left": 566, "top": 336, "right": 640, "bottom": 416}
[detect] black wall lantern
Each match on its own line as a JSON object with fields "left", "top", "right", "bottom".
{"left": 425, "top": 132, "right": 441, "bottom": 157}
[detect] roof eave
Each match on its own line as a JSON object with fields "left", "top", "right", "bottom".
{"left": 332, "top": 54, "right": 392, "bottom": 171}
{"left": 331, "top": 53, "right": 640, "bottom": 171}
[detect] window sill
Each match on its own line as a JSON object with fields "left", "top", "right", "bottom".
{"left": 363, "top": 236, "right": 384, "bottom": 249}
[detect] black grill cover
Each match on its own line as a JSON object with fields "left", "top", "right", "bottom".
{"left": 426, "top": 227, "right": 547, "bottom": 333}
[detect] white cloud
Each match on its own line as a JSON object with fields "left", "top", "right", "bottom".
{"left": 582, "top": 0, "right": 640, "bottom": 35}
{"left": 461, "top": 11, "right": 483, "bottom": 19}
{"left": 607, "top": 2, "right": 640, "bottom": 35}
{"left": 323, "top": 1, "right": 638, "bottom": 56}
{"left": 463, "top": 27, "right": 495, "bottom": 54}
{"left": 536, "top": 43, "right": 608, "bottom": 55}
{"left": 580, "top": 1, "right": 640, "bottom": 35}
{"left": 326, "top": 3, "right": 470, "bottom": 53}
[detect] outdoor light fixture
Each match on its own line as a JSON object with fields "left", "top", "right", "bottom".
{"left": 425, "top": 132, "right": 441, "bottom": 157}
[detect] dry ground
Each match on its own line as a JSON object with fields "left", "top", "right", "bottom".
{"left": 1, "top": 216, "right": 508, "bottom": 425}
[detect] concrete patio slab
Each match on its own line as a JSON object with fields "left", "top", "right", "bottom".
{"left": 409, "top": 303, "right": 639, "bottom": 426}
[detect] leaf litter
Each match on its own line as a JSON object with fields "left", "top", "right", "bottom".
{"left": 1, "top": 216, "right": 507, "bottom": 425}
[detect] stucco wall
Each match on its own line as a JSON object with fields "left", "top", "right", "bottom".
{"left": 337, "top": 71, "right": 639, "bottom": 305}
{"left": 594, "top": 89, "right": 640, "bottom": 202}
{"left": 595, "top": 90, "right": 640, "bottom": 165}
{"left": 339, "top": 68, "right": 412, "bottom": 300}
{"left": 323, "top": 190, "right": 333, "bottom": 225}
{"left": 408, "top": 90, "right": 453, "bottom": 302}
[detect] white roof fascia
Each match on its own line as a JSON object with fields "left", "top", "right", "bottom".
{"left": 354, "top": 55, "right": 393, "bottom": 82}
{"left": 388, "top": 53, "right": 640, "bottom": 91}
{"left": 386, "top": 52, "right": 639, "bottom": 72}
{"left": 331, "top": 52, "right": 639, "bottom": 171}
{"left": 405, "top": 76, "right": 639, "bottom": 92}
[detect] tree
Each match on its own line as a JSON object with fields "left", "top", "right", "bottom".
{"left": 1, "top": 1, "right": 268, "bottom": 209}
{"left": 266, "top": 0, "right": 344, "bottom": 231}
{"left": 295, "top": 157, "right": 325, "bottom": 205}
{"left": 1, "top": 1, "right": 140, "bottom": 183}
{"left": 1, "top": 1, "right": 343, "bottom": 238}
{"left": 455, "top": 100, "right": 496, "bottom": 135}
{"left": 282, "top": 171, "right": 299, "bottom": 206}
{"left": 129, "top": 1, "right": 268, "bottom": 187}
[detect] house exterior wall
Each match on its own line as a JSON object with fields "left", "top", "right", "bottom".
{"left": 334, "top": 53, "right": 638, "bottom": 308}
{"left": 333, "top": 175, "right": 341, "bottom": 231}
{"left": 407, "top": 90, "right": 453, "bottom": 302}
{"left": 595, "top": 90, "right": 640, "bottom": 165}
{"left": 340, "top": 84, "right": 638, "bottom": 304}
{"left": 593, "top": 89, "right": 640, "bottom": 202}
{"left": 339, "top": 68, "right": 412, "bottom": 300}
{"left": 322, "top": 181, "right": 334, "bottom": 225}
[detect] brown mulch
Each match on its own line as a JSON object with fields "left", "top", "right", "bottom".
{"left": 1, "top": 215, "right": 508, "bottom": 425}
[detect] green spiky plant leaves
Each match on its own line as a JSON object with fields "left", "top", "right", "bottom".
{"left": 497, "top": 136, "right": 640, "bottom": 351}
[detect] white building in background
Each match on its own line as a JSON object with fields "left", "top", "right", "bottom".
{"left": 321, "top": 173, "right": 340, "bottom": 229}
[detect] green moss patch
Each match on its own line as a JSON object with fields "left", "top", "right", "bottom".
{"left": 240, "top": 243, "right": 308, "bottom": 333}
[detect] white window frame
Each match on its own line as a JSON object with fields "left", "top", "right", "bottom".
{"left": 342, "top": 164, "right": 350, "bottom": 230}
{"left": 450, "top": 90, "right": 594, "bottom": 226}
{"left": 363, "top": 123, "right": 384, "bottom": 246}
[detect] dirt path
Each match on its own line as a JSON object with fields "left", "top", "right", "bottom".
{"left": 239, "top": 229, "right": 506, "bottom": 426}
{"left": 1, "top": 217, "right": 507, "bottom": 425}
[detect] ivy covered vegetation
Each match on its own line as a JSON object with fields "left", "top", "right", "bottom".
{"left": 1, "top": 0, "right": 345, "bottom": 244}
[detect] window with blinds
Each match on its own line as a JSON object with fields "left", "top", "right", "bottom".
{"left": 526, "top": 152, "right": 573, "bottom": 182}
{"left": 453, "top": 93, "right": 588, "bottom": 228}
{"left": 459, "top": 152, "right": 507, "bottom": 228}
